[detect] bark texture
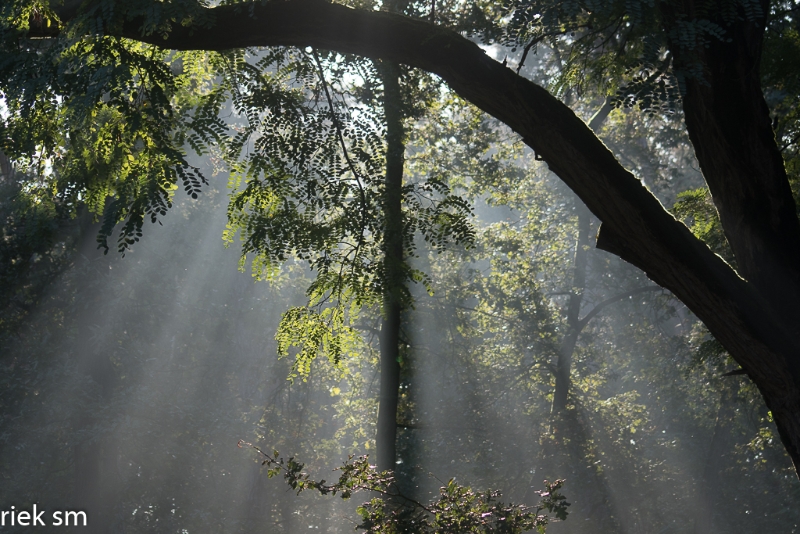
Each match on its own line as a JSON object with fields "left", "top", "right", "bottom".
{"left": 51, "top": 0, "right": 800, "bottom": 475}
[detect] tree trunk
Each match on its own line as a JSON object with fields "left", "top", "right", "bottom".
{"left": 552, "top": 204, "right": 590, "bottom": 413}
{"left": 0, "top": 147, "right": 13, "bottom": 182}
{"left": 552, "top": 101, "right": 609, "bottom": 413}
{"left": 377, "top": 299, "right": 401, "bottom": 473}
{"left": 665, "top": 0, "right": 800, "bottom": 328}
{"left": 660, "top": 1, "right": 800, "bottom": 472}
{"left": 375, "top": 59, "right": 405, "bottom": 474}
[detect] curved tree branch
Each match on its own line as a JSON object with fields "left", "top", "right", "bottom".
{"left": 577, "top": 286, "right": 663, "bottom": 331}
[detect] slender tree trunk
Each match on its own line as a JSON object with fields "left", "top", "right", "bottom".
{"left": 375, "top": 59, "right": 405, "bottom": 474}
{"left": 377, "top": 298, "right": 401, "bottom": 473}
{"left": 552, "top": 203, "right": 590, "bottom": 413}
{"left": 552, "top": 101, "right": 609, "bottom": 413}
{"left": 546, "top": 101, "right": 624, "bottom": 531}
{"left": 0, "top": 147, "right": 13, "bottom": 182}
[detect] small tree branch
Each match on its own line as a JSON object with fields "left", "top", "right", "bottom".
{"left": 577, "top": 286, "right": 663, "bottom": 330}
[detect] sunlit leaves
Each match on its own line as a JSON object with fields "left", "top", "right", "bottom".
{"left": 276, "top": 304, "right": 361, "bottom": 382}
{"left": 673, "top": 187, "right": 734, "bottom": 264}
{"left": 217, "top": 49, "right": 477, "bottom": 372}
{"left": 0, "top": 3, "right": 224, "bottom": 254}
{"left": 241, "top": 443, "right": 570, "bottom": 533}
{"left": 1, "top": 0, "right": 480, "bottom": 377}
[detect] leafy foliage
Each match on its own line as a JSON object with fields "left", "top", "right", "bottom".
{"left": 488, "top": 0, "right": 760, "bottom": 114}
{"left": 240, "top": 442, "right": 569, "bottom": 533}
{"left": 3, "top": 1, "right": 800, "bottom": 533}
{"left": 0, "top": 1, "right": 222, "bottom": 254}
{"left": 217, "top": 49, "right": 475, "bottom": 376}
{"left": 673, "top": 187, "right": 735, "bottom": 264}
{"left": 1, "top": 2, "right": 476, "bottom": 377}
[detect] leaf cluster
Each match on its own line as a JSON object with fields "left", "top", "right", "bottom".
{"left": 1, "top": 2, "right": 223, "bottom": 254}
{"left": 1, "top": 2, "right": 477, "bottom": 378}
{"left": 239, "top": 442, "right": 569, "bottom": 533}
{"left": 495, "top": 0, "right": 764, "bottom": 113}
{"left": 217, "top": 50, "right": 474, "bottom": 376}
{"left": 672, "top": 187, "right": 734, "bottom": 264}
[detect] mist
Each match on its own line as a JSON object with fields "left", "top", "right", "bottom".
{"left": 2, "top": 41, "right": 800, "bottom": 534}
